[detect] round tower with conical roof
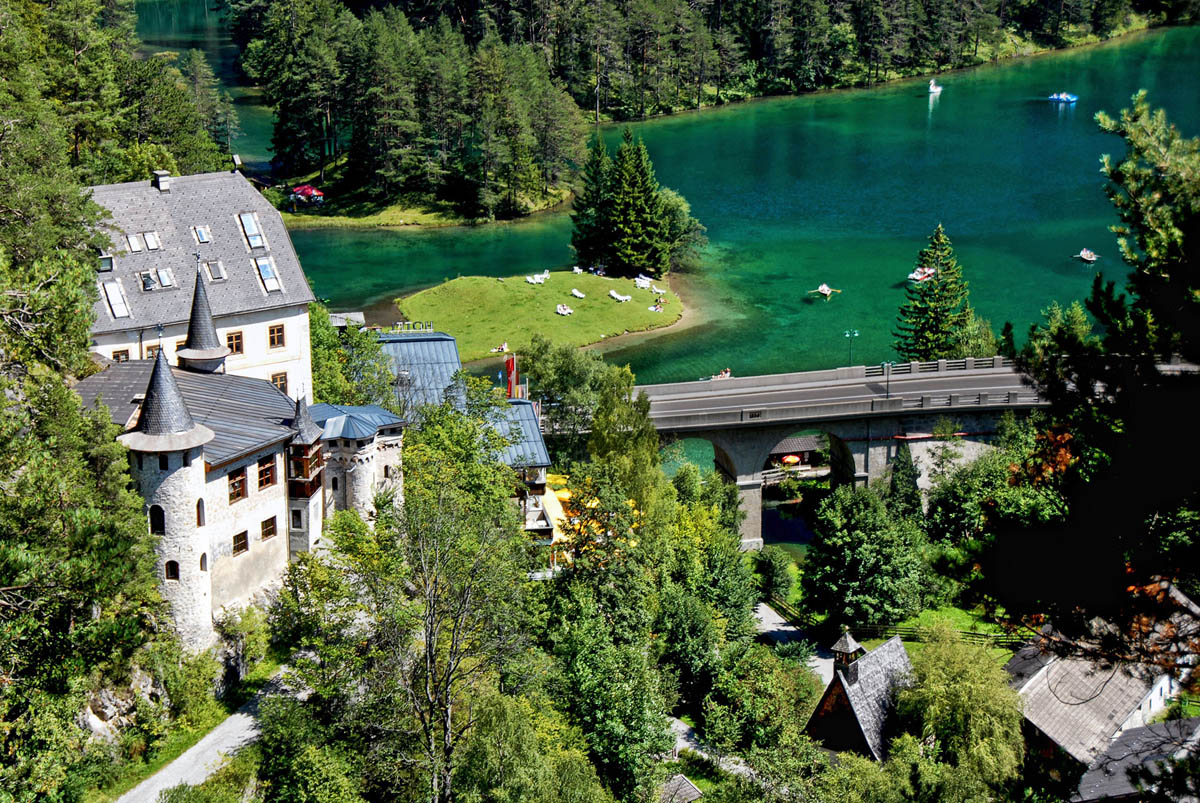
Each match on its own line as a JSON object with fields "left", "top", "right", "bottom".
{"left": 120, "top": 350, "right": 217, "bottom": 651}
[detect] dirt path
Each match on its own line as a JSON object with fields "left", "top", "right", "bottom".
{"left": 115, "top": 678, "right": 281, "bottom": 803}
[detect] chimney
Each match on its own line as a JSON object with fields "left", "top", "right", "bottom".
{"left": 231, "top": 154, "right": 243, "bottom": 172}
{"left": 152, "top": 170, "right": 171, "bottom": 193}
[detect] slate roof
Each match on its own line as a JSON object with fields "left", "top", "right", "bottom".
{"left": 838, "top": 636, "right": 913, "bottom": 761}
{"left": 378, "top": 331, "right": 463, "bottom": 411}
{"left": 1008, "top": 653, "right": 1156, "bottom": 765}
{"left": 89, "top": 171, "right": 313, "bottom": 335}
{"left": 832, "top": 630, "right": 864, "bottom": 656}
{"left": 178, "top": 268, "right": 229, "bottom": 358}
{"left": 309, "top": 403, "right": 405, "bottom": 441}
{"left": 496, "top": 400, "right": 550, "bottom": 468}
{"left": 660, "top": 774, "right": 703, "bottom": 802}
{"left": 770, "top": 434, "right": 824, "bottom": 455}
{"left": 1075, "top": 717, "right": 1200, "bottom": 801}
{"left": 137, "top": 349, "right": 197, "bottom": 436}
{"left": 77, "top": 360, "right": 298, "bottom": 466}
{"left": 290, "top": 397, "right": 326, "bottom": 446}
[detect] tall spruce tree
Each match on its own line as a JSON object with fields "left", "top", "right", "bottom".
{"left": 608, "top": 128, "right": 668, "bottom": 277}
{"left": 894, "top": 223, "right": 970, "bottom": 361}
{"left": 887, "top": 442, "right": 923, "bottom": 519}
{"left": 571, "top": 134, "right": 612, "bottom": 268}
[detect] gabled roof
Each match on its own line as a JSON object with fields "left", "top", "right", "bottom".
{"left": 805, "top": 635, "right": 912, "bottom": 761}
{"left": 496, "top": 400, "right": 550, "bottom": 468}
{"left": 377, "top": 331, "right": 462, "bottom": 412}
{"left": 840, "top": 637, "right": 912, "bottom": 760}
{"left": 309, "top": 403, "right": 405, "bottom": 441}
{"left": 1008, "top": 652, "right": 1157, "bottom": 765}
{"left": 660, "top": 774, "right": 703, "bottom": 802}
{"left": 77, "top": 360, "right": 297, "bottom": 465}
{"left": 1075, "top": 717, "right": 1200, "bottom": 801}
{"left": 89, "top": 171, "right": 313, "bottom": 335}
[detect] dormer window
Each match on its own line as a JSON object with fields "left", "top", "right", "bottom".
{"left": 126, "top": 234, "right": 143, "bottom": 253}
{"left": 143, "top": 231, "right": 161, "bottom": 250}
{"left": 98, "top": 253, "right": 114, "bottom": 272}
{"left": 255, "top": 257, "right": 281, "bottom": 292}
{"left": 156, "top": 268, "right": 175, "bottom": 287}
{"left": 204, "top": 260, "right": 226, "bottom": 282}
{"left": 239, "top": 213, "right": 264, "bottom": 248}
{"left": 102, "top": 280, "right": 130, "bottom": 318}
{"left": 194, "top": 226, "right": 211, "bottom": 244}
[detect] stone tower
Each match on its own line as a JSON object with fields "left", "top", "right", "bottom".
{"left": 119, "top": 350, "right": 216, "bottom": 651}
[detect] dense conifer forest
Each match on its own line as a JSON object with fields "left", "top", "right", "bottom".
{"left": 226, "top": 0, "right": 1197, "bottom": 214}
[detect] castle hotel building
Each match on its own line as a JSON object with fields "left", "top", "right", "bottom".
{"left": 88, "top": 170, "right": 314, "bottom": 401}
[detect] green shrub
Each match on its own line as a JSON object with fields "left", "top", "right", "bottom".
{"left": 756, "top": 546, "right": 793, "bottom": 601}
{"left": 217, "top": 606, "right": 269, "bottom": 670}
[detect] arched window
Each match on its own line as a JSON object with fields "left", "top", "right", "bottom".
{"left": 164, "top": 560, "right": 179, "bottom": 580}
{"left": 200, "top": 553, "right": 208, "bottom": 572}
{"left": 196, "top": 499, "right": 205, "bottom": 527}
{"left": 149, "top": 504, "right": 165, "bottom": 535}
{"left": 332, "top": 476, "right": 339, "bottom": 491}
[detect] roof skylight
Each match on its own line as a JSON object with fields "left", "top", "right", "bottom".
{"left": 255, "top": 257, "right": 281, "bottom": 292}
{"left": 194, "top": 226, "right": 211, "bottom": 244}
{"left": 102, "top": 281, "right": 130, "bottom": 318}
{"left": 143, "top": 231, "right": 161, "bottom": 250}
{"left": 126, "top": 234, "right": 143, "bottom": 253}
{"left": 239, "top": 213, "right": 264, "bottom": 248}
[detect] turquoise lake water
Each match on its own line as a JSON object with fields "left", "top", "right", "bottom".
{"left": 134, "top": 5, "right": 1200, "bottom": 383}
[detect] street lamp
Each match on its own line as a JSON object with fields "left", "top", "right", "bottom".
{"left": 844, "top": 329, "right": 859, "bottom": 365}
{"left": 883, "top": 360, "right": 896, "bottom": 398}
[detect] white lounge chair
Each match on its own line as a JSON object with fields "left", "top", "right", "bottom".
{"left": 572, "top": 266, "right": 583, "bottom": 274}
{"left": 652, "top": 285, "right": 666, "bottom": 294}
{"left": 571, "top": 288, "right": 585, "bottom": 299}
{"left": 634, "top": 278, "right": 650, "bottom": 290}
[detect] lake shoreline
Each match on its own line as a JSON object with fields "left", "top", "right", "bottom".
{"left": 276, "top": 23, "right": 1164, "bottom": 233}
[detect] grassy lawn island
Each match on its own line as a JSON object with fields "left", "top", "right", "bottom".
{"left": 396, "top": 271, "right": 682, "bottom": 362}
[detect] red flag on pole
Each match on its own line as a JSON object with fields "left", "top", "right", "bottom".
{"left": 505, "top": 355, "right": 518, "bottom": 398}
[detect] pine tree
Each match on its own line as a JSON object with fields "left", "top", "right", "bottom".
{"left": 570, "top": 134, "right": 612, "bottom": 268}
{"left": 887, "top": 442, "right": 923, "bottom": 519}
{"left": 608, "top": 128, "right": 668, "bottom": 277}
{"left": 894, "top": 223, "right": 970, "bottom": 361}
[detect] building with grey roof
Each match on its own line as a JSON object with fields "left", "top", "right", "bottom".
{"left": 375, "top": 330, "right": 554, "bottom": 537}
{"left": 1075, "top": 717, "right": 1200, "bottom": 801}
{"left": 804, "top": 634, "right": 912, "bottom": 760}
{"left": 89, "top": 170, "right": 314, "bottom": 401}
{"left": 76, "top": 273, "right": 329, "bottom": 651}
{"left": 310, "top": 403, "right": 405, "bottom": 517}
{"left": 1004, "top": 643, "right": 1181, "bottom": 771}
{"left": 378, "top": 329, "right": 464, "bottom": 415}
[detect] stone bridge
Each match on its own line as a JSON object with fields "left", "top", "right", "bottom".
{"left": 637, "top": 357, "right": 1045, "bottom": 549}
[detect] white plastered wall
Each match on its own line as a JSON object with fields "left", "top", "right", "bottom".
{"left": 91, "top": 304, "right": 313, "bottom": 403}
{"left": 204, "top": 445, "right": 291, "bottom": 615}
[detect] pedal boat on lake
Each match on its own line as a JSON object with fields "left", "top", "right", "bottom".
{"left": 1049, "top": 92, "right": 1078, "bottom": 103}
{"left": 1075, "top": 248, "right": 1098, "bottom": 263}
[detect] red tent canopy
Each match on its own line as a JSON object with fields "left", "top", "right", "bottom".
{"left": 292, "top": 184, "right": 324, "bottom": 198}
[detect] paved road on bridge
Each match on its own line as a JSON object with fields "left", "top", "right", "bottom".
{"left": 639, "top": 366, "right": 1036, "bottom": 424}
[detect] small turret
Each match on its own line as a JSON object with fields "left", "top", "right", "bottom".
{"left": 831, "top": 628, "right": 866, "bottom": 685}
{"left": 118, "top": 350, "right": 213, "bottom": 453}
{"left": 175, "top": 268, "right": 230, "bottom": 373}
